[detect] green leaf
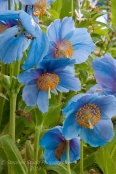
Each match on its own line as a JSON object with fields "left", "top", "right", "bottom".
{"left": 24, "top": 106, "right": 35, "bottom": 113}
{"left": 111, "top": 0, "right": 116, "bottom": 28}
{"left": 0, "top": 93, "right": 8, "bottom": 100}
{"left": 96, "top": 146, "right": 116, "bottom": 174}
{"left": 0, "top": 135, "right": 28, "bottom": 174}
{"left": 52, "top": 0, "right": 62, "bottom": 14}
{"left": 60, "top": 0, "right": 72, "bottom": 18}
{"left": 47, "top": 163, "right": 76, "bottom": 174}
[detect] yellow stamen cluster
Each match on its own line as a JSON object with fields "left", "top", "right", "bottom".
{"left": 33, "top": 0, "right": 46, "bottom": 16}
{"left": 55, "top": 141, "right": 66, "bottom": 160}
{"left": 75, "top": 103, "right": 101, "bottom": 129}
{"left": 37, "top": 72, "right": 59, "bottom": 91}
{"left": 54, "top": 40, "right": 73, "bottom": 59}
{"left": 0, "top": 24, "right": 9, "bottom": 33}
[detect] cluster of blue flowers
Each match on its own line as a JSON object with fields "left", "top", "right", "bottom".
{"left": 0, "top": 0, "right": 116, "bottom": 166}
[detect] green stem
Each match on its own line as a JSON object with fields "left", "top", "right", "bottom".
{"left": 57, "top": 92, "right": 62, "bottom": 104}
{"left": 9, "top": 92, "right": 17, "bottom": 142}
{"left": 66, "top": 140, "right": 71, "bottom": 174}
{"left": 32, "top": 126, "right": 42, "bottom": 174}
{"left": 71, "top": 0, "right": 73, "bottom": 17}
{"left": 80, "top": 139, "right": 84, "bottom": 174}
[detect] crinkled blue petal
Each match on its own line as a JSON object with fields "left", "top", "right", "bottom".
{"left": 92, "top": 54, "right": 116, "bottom": 96}
{"left": 19, "top": 10, "right": 40, "bottom": 37}
{"left": 80, "top": 119, "right": 114, "bottom": 147}
{"left": 0, "top": 27, "right": 30, "bottom": 64}
{"left": 57, "top": 72, "right": 81, "bottom": 92}
{"left": 56, "top": 85, "right": 69, "bottom": 92}
{"left": 22, "top": 84, "right": 39, "bottom": 106}
{"left": 18, "top": 69, "right": 42, "bottom": 85}
{"left": 37, "top": 90, "right": 48, "bottom": 113}
{"left": 91, "top": 95, "right": 116, "bottom": 118}
{"left": 22, "top": 29, "right": 49, "bottom": 70}
{"left": 70, "top": 28, "right": 95, "bottom": 64}
{"left": 40, "top": 126, "right": 63, "bottom": 150}
{"left": 62, "top": 113, "right": 81, "bottom": 140}
{"left": 44, "top": 149, "right": 59, "bottom": 165}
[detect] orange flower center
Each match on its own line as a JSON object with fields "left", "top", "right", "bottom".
{"left": 33, "top": 0, "right": 46, "bottom": 16}
{"left": 37, "top": 73, "right": 59, "bottom": 91}
{"left": 75, "top": 103, "right": 101, "bottom": 129}
{"left": 54, "top": 40, "right": 73, "bottom": 59}
{"left": 0, "top": 24, "right": 9, "bottom": 33}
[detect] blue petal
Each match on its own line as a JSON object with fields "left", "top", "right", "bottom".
{"left": 70, "top": 28, "right": 95, "bottom": 64}
{"left": 87, "top": 84, "right": 104, "bottom": 95}
{"left": 44, "top": 149, "right": 59, "bottom": 165}
{"left": 22, "top": 84, "right": 39, "bottom": 106}
{"left": 57, "top": 72, "right": 81, "bottom": 92}
{"left": 18, "top": 69, "right": 42, "bottom": 85}
{"left": 22, "top": 30, "right": 48, "bottom": 70}
{"left": 0, "top": 10, "right": 20, "bottom": 20}
{"left": 56, "top": 85, "right": 69, "bottom": 92}
{"left": 19, "top": 11, "right": 40, "bottom": 37}
{"left": 0, "top": 0, "right": 8, "bottom": 12}
{"left": 60, "top": 17, "right": 75, "bottom": 40}
{"left": 19, "top": 0, "right": 36, "bottom": 5}
{"left": 0, "top": 28, "right": 30, "bottom": 64}
{"left": 37, "top": 90, "right": 49, "bottom": 113}
{"left": 92, "top": 54, "right": 116, "bottom": 96}
{"left": 92, "top": 95, "right": 116, "bottom": 118}
{"left": 40, "top": 126, "right": 63, "bottom": 150}
{"left": 69, "top": 138, "right": 80, "bottom": 162}
{"left": 80, "top": 119, "right": 114, "bottom": 147}
{"left": 62, "top": 113, "right": 81, "bottom": 140}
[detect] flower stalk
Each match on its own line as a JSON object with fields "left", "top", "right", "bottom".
{"left": 80, "top": 139, "right": 84, "bottom": 174}
{"left": 66, "top": 140, "right": 71, "bottom": 174}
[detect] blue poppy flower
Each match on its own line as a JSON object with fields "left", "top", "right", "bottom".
{"left": 92, "top": 54, "right": 116, "bottom": 96}
{"left": 62, "top": 94, "right": 116, "bottom": 147}
{"left": 18, "top": 58, "right": 81, "bottom": 113}
{"left": 0, "top": 10, "right": 48, "bottom": 68}
{"left": 44, "top": 17, "right": 95, "bottom": 64}
{"left": 18, "top": 0, "right": 55, "bottom": 17}
{"left": 40, "top": 126, "right": 80, "bottom": 165}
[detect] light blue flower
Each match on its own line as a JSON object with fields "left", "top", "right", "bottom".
{"left": 44, "top": 17, "right": 95, "bottom": 64}
{"left": 62, "top": 94, "right": 116, "bottom": 147}
{"left": 0, "top": 10, "right": 48, "bottom": 68}
{"left": 18, "top": 58, "right": 81, "bottom": 113}
{"left": 0, "top": 0, "right": 8, "bottom": 12}
{"left": 92, "top": 54, "right": 116, "bottom": 96}
{"left": 40, "top": 126, "right": 80, "bottom": 165}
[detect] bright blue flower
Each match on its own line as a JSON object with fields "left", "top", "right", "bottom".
{"left": 40, "top": 126, "right": 80, "bottom": 165}
{"left": 62, "top": 94, "right": 116, "bottom": 147}
{"left": 18, "top": 58, "right": 81, "bottom": 113}
{"left": 0, "top": 10, "right": 48, "bottom": 68}
{"left": 44, "top": 17, "right": 95, "bottom": 64}
{"left": 92, "top": 54, "right": 116, "bottom": 96}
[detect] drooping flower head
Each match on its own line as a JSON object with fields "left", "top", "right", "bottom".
{"left": 18, "top": 0, "right": 55, "bottom": 17}
{"left": 40, "top": 126, "right": 80, "bottom": 165}
{"left": 0, "top": 10, "right": 48, "bottom": 68}
{"left": 92, "top": 54, "right": 116, "bottom": 96}
{"left": 62, "top": 94, "right": 116, "bottom": 147}
{"left": 18, "top": 58, "right": 81, "bottom": 113}
{"left": 44, "top": 17, "right": 95, "bottom": 64}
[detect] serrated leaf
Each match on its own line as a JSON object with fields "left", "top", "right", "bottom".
{"left": 0, "top": 135, "right": 28, "bottom": 174}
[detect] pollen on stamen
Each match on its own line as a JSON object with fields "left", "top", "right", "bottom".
{"left": 37, "top": 72, "right": 59, "bottom": 91}
{"left": 75, "top": 103, "right": 101, "bottom": 129}
{"left": 33, "top": 0, "right": 46, "bottom": 16}
{"left": 0, "top": 24, "right": 9, "bottom": 33}
{"left": 54, "top": 40, "right": 74, "bottom": 59}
